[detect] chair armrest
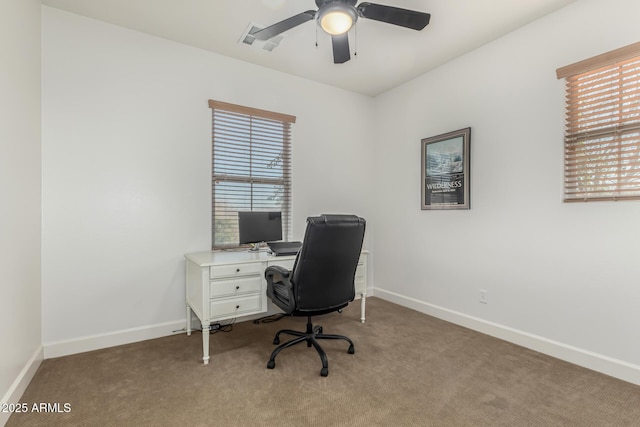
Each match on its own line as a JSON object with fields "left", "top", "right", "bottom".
{"left": 265, "top": 265, "right": 295, "bottom": 314}
{"left": 265, "top": 265, "right": 290, "bottom": 279}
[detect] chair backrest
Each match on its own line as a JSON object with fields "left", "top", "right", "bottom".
{"left": 291, "top": 214, "right": 366, "bottom": 313}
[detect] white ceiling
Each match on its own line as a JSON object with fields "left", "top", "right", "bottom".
{"left": 41, "top": 0, "right": 576, "bottom": 96}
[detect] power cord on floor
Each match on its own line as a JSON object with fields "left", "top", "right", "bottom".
{"left": 252, "top": 313, "right": 286, "bottom": 324}
{"left": 175, "top": 313, "right": 283, "bottom": 335}
{"left": 173, "top": 320, "right": 236, "bottom": 334}
{"left": 209, "top": 318, "right": 235, "bottom": 334}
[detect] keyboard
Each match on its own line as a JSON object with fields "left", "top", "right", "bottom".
{"left": 267, "top": 241, "right": 302, "bottom": 256}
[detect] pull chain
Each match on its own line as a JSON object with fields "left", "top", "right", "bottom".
{"left": 354, "top": 23, "right": 358, "bottom": 58}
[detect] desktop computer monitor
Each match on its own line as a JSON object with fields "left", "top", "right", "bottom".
{"left": 238, "top": 211, "right": 283, "bottom": 246}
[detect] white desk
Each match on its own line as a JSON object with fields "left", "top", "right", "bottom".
{"left": 185, "top": 250, "right": 368, "bottom": 365}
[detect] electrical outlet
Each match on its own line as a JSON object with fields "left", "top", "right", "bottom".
{"left": 479, "top": 289, "right": 488, "bottom": 304}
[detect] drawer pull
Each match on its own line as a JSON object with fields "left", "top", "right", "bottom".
{"left": 236, "top": 268, "right": 240, "bottom": 273}
{"left": 236, "top": 305, "right": 240, "bottom": 309}
{"left": 235, "top": 285, "right": 240, "bottom": 290}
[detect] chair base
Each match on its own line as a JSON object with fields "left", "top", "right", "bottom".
{"left": 266, "top": 316, "right": 354, "bottom": 377}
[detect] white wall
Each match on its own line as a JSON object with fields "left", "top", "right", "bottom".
{"left": 41, "top": 7, "right": 375, "bottom": 354}
{"left": 39, "top": 0, "right": 640, "bottom": 386}
{"left": 0, "top": 0, "right": 43, "bottom": 420}
{"left": 372, "top": 0, "right": 640, "bottom": 384}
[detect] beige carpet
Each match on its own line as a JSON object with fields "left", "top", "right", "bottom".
{"left": 7, "top": 297, "right": 640, "bottom": 426}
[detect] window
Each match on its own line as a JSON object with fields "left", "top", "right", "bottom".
{"left": 209, "top": 100, "right": 295, "bottom": 248}
{"left": 557, "top": 42, "right": 640, "bottom": 202}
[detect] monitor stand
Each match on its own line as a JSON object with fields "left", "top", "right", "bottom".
{"left": 247, "top": 242, "right": 266, "bottom": 252}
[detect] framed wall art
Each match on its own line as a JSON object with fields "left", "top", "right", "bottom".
{"left": 421, "top": 127, "right": 471, "bottom": 210}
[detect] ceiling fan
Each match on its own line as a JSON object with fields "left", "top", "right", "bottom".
{"left": 252, "top": 0, "right": 431, "bottom": 64}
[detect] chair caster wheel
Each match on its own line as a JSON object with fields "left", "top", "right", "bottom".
{"left": 273, "top": 337, "right": 280, "bottom": 345}
{"left": 348, "top": 345, "right": 355, "bottom": 354}
{"left": 320, "top": 368, "right": 328, "bottom": 377}
{"left": 267, "top": 360, "right": 275, "bottom": 369}
{"left": 318, "top": 327, "right": 323, "bottom": 333}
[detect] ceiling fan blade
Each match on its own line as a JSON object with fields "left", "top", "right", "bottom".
{"left": 331, "top": 33, "right": 351, "bottom": 64}
{"left": 357, "top": 2, "right": 430, "bottom": 30}
{"left": 252, "top": 10, "right": 316, "bottom": 40}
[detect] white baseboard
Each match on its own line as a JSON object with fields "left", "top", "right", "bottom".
{"left": 41, "top": 312, "right": 278, "bottom": 360}
{"left": 1, "top": 345, "right": 43, "bottom": 427}
{"left": 39, "top": 287, "right": 639, "bottom": 386}
{"left": 43, "top": 320, "right": 187, "bottom": 359}
{"left": 374, "top": 287, "right": 640, "bottom": 386}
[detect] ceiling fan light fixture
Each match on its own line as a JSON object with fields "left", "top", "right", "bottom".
{"left": 252, "top": 0, "right": 430, "bottom": 64}
{"left": 317, "top": 4, "right": 357, "bottom": 35}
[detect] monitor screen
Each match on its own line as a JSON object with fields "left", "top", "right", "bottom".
{"left": 238, "top": 211, "right": 283, "bottom": 245}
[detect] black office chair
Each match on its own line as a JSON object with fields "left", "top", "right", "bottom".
{"left": 264, "top": 214, "right": 366, "bottom": 377}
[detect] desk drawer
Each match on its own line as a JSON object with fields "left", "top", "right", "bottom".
{"left": 210, "top": 295, "right": 263, "bottom": 319}
{"left": 210, "top": 276, "right": 262, "bottom": 298}
{"left": 210, "top": 262, "right": 262, "bottom": 279}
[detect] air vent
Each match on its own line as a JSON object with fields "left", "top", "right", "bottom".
{"left": 240, "top": 24, "right": 284, "bottom": 52}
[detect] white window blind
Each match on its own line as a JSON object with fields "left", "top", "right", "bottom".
{"left": 209, "top": 100, "right": 295, "bottom": 248}
{"left": 557, "top": 42, "right": 640, "bottom": 202}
